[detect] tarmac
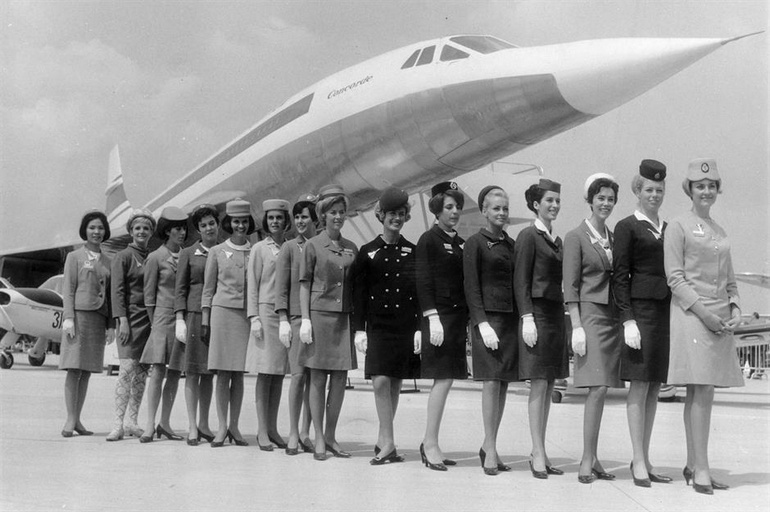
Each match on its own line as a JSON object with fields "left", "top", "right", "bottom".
{"left": 1, "top": 353, "right": 768, "bottom": 512}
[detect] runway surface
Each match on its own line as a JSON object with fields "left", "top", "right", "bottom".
{"left": 1, "top": 354, "right": 768, "bottom": 511}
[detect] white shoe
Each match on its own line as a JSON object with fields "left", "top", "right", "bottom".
{"left": 106, "top": 427, "right": 124, "bottom": 442}
{"left": 124, "top": 424, "right": 144, "bottom": 438}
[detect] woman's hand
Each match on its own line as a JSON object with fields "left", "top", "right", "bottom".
{"left": 428, "top": 314, "right": 444, "bottom": 346}
{"left": 521, "top": 315, "right": 537, "bottom": 347}
{"left": 117, "top": 317, "right": 130, "bottom": 345}
{"left": 354, "top": 331, "right": 367, "bottom": 354}
{"left": 413, "top": 331, "right": 421, "bottom": 354}
{"left": 201, "top": 324, "right": 210, "bottom": 346}
{"left": 250, "top": 317, "right": 263, "bottom": 341}
{"left": 623, "top": 320, "right": 641, "bottom": 350}
{"left": 571, "top": 327, "right": 586, "bottom": 357}
{"left": 300, "top": 319, "right": 313, "bottom": 344}
{"left": 701, "top": 312, "right": 725, "bottom": 333}
{"left": 278, "top": 320, "right": 292, "bottom": 348}
{"left": 478, "top": 321, "right": 499, "bottom": 350}
{"left": 723, "top": 306, "right": 741, "bottom": 333}
{"left": 175, "top": 319, "right": 187, "bottom": 344}
{"left": 62, "top": 318, "right": 75, "bottom": 339}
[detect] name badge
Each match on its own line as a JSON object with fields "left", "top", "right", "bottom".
{"left": 443, "top": 243, "right": 452, "bottom": 250}
{"left": 343, "top": 248, "right": 354, "bottom": 255}
{"left": 83, "top": 260, "right": 94, "bottom": 269}
{"left": 402, "top": 247, "right": 412, "bottom": 254}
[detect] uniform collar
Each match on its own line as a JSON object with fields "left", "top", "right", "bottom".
{"left": 534, "top": 218, "right": 557, "bottom": 243}
{"left": 634, "top": 210, "right": 664, "bottom": 234}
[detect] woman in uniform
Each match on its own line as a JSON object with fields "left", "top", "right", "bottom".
{"left": 612, "top": 160, "right": 672, "bottom": 486}
{"left": 514, "top": 179, "right": 568, "bottom": 479}
{"left": 140, "top": 207, "right": 188, "bottom": 443}
{"left": 463, "top": 186, "right": 518, "bottom": 476}
{"left": 108, "top": 209, "right": 155, "bottom": 441}
{"left": 352, "top": 187, "right": 420, "bottom": 465}
{"left": 416, "top": 181, "right": 467, "bottom": 472}
{"left": 275, "top": 193, "right": 317, "bottom": 455}
{"left": 563, "top": 173, "right": 621, "bottom": 483}
{"left": 298, "top": 184, "right": 358, "bottom": 461}
{"left": 202, "top": 199, "right": 255, "bottom": 447}
{"left": 248, "top": 199, "right": 292, "bottom": 450}
{"left": 174, "top": 204, "right": 219, "bottom": 445}
{"left": 664, "top": 158, "right": 743, "bottom": 495}
{"left": 60, "top": 209, "right": 112, "bottom": 437}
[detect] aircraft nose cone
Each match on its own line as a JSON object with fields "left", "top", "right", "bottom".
{"left": 552, "top": 37, "right": 728, "bottom": 116}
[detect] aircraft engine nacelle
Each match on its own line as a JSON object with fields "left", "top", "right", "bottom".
{"left": 0, "top": 288, "right": 64, "bottom": 342}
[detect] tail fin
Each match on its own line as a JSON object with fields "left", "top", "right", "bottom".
{"left": 105, "top": 145, "right": 132, "bottom": 228}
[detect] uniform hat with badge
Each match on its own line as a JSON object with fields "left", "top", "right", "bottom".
{"left": 79, "top": 209, "right": 111, "bottom": 242}
{"left": 431, "top": 181, "right": 459, "bottom": 198}
{"left": 126, "top": 208, "right": 156, "bottom": 233}
{"left": 639, "top": 159, "right": 666, "bottom": 181}
{"left": 223, "top": 198, "right": 256, "bottom": 235}
{"left": 262, "top": 199, "right": 290, "bottom": 213}
{"left": 156, "top": 206, "right": 189, "bottom": 241}
{"left": 537, "top": 178, "right": 561, "bottom": 193}
{"left": 294, "top": 193, "right": 317, "bottom": 208}
{"left": 682, "top": 158, "right": 721, "bottom": 197}
{"left": 378, "top": 186, "right": 409, "bottom": 213}
{"left": 318, "top": 184, "right": 345, "bottom": 201}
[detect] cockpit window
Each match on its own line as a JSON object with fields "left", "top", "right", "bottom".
{"left": 449, "top": 36, "right": 516, "bottom": 54}
{"left": 440, "top": 45, "right": 469, "bottom": 62}
{"left": 416, "top": 45, "right": 435, "bottom": 66}
{"left": 401, "top": 49, "right": 420, "bottom": 69}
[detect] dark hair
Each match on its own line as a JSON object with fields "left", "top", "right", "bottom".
{"left": 261, "top": 209, "right": 292, "bottom": 233}
{"left": 586, "top": 178, "right": 619, "bottom": 204}
{"left": 292, "top": 202, "right": 318, "bottom": 222}
{"left": 191, "top": 206, "right": 220, "bottom": 230}
{"left": 159, "top": 219, "right": 188, "bottom": 242}
{"left": 524, "top": 184, "right": 546, "bottom": 214}
{"left": 222, "top": 215, "right": 256, "bottom": 235}
{"left": 79, "top": 211, "right": 111, "bottom": 242}
{"left": 428, "top": 189, "right": 464, "bottom": 215}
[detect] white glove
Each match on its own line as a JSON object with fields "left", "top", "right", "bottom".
{"left": 413, "top": 331, "right": 421, "bottom": 354}
{"left": 175, "top": 318, "right": 187, "bottom": 343}
{"left": 278, "top": 320, "right": 292, "bottom": 348}
{"left": 250, "top": 317, "right": 263, "bottom": 340}
{"left": 428, "top": 315, "right": 444, "bottom": 346}
{"left": 300, "top": 319, "right": 313, "bottom": 344}
{"left": 354, "top": 331, "right": 367, "bottom": 354}
{"left": 478, "top": 321, "right": 499, "bottom": 350}
{"left": 571, "top": 327, "right": 586, "bottom": 357}
{"left": 522, "top": 315, "right": 537, "bottom": 347}
{"left": 623, "top": 320, "right": 641, "bottom": 350}
{"left": 63, "top": 318, "right": 75, "bottom": 339}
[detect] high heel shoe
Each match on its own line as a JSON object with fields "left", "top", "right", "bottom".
{"left": 227, "top": 430, "right": 249, "bottom": 447}
{"left": 497, "top": 462, "right": 512, "bottom": 472}
{"left": 479, "top": 448, "right": 499, "bottom": 476}
{"left": 299, "top": 437, "right": 314, "bottom": 453}
{"left": 124, "top": 425, "right": 144, "bottom": 438}
{"left": 592, "top": 467, "right": 616, "bottom": 481}
{"left": 546, "top": 465, "right": 564, "bottom": 476}
{"left": 268, "top": 434, "right": 287, "bottom": 449}
{"left": 648, "top": 472, "right": 672, "bottom": 483}
{"left": 74, "top": 426, "right": 93, "bottom": 436}
{"left": 630, "top": 462, "right": 651, "bottom": 488}
{"left": 61, "top": 430, "right": 74, "bottom": 438}
{"left": 693, "top": 482, "right": 714, "bottom": 495}
{"left": 529, "top": 460, "right": 548, "bottom": 479}
{"left": 419, "top": 443, "right": 447, "bottom": 472}
{"left": 327, "top": 444, "right": 351, "bottom": 458}
{"left": 210, "top": 435, "right": 226, "bottom": 448}
{"left": 578, "top": 473, "right": 596, "bottom": 484}
{"left": 197, "top": 431, "right": 214, "bottom": 443}
{"left": 138, "top": 433, "right": 154, "bottom": 443}
{"left": 257, "top": 433, "right": 274, "bottom": 451}
{"left": 683, "top": 466, "right": 728, "bottom": 490}
{"left": 370, "top": 449, "right": 404, "bottom": 465}
{"left": 156, "top": 425, "right": 183, "bottom": 441}
{"left": 186, "top": 437, "right": 199, "bottom": 446}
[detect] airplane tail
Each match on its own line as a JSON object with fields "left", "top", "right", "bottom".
{"left": 105, "top": 145, "right": 132, "bottom": 229}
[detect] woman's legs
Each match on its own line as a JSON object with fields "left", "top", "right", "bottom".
{"left": 481, "top": 380, "right": 506, "bottom": 469}
{"left": 126, "top": 361, "right": 147, "bottom": 435}
{"left": 159, "top": 369, "right": 180, "bottom": 433}
{"left": 255, "top": 373, "right": 271, "bottom": 445}
{"left": 373, "top": 375, "right": 396, "bottom": 453}
{"left": 689, "top": 384, "right": 715, "bottom": 486}
{"left": 267, "top": 374, "right": 285, "bottom": 442}
{"left": 422, "top": 378, "right": 453, "bottom": 463}
{"left": 63, "top": 370, "right": 81, "bottom": 431}
{"left": 324, "top": 370, "right": 347, "bottom": 450}
{"left": 627, "top": 379, "right": 650, "bottom": 479}
{"left": 213, "top": 371, "right": 231, "bottom": 442}
{"left": 579, "top": 385, "right": 608, "bottom": 476}
{"left": 309, "top": 369, "right": 328, "bottom": 454}
{"left": 643, "top": 382, "right": 661, "bottom": 473}
{"left": 143, "top": 364, "right": 166, "bottom": 434}
{"left": 300, "top": 370, "right": 312, "bottom": 443}
{"left": 108, "top": 360, "right": 132, "bottom": 438}
{"left": 185, "top": 372, "right": 200, "bottom": 439}
{"left": 287, "top": 370, "right": 306, "bottom": 449}
{"left": 228, "top": 372, "right": 245, "bottom": 439}
{"left": 198, "top": 374, "right": 214, "bottom": 436}
{"left": 528, "top": 378, "right": 550, "bottom": 471}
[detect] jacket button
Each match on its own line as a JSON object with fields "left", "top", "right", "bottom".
{"left": 336, "top": 299, "right": 341, "bottom": 303}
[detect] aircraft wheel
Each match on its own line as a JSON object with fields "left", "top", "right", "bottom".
{"left": 28, "top": 353, "right": 45, "bottom": 366}
{"left": 0, "top": 352, "right": 14, "bottom": 369}
{"left": 551, "top": 390, "right": 563, "bottom": 404}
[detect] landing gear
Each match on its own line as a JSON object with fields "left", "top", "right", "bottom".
{"left": 0, "top": 351, "right": 14, "bottom": 369}
{"left": 28, "top": 353, "right": 45, "bottom": 366}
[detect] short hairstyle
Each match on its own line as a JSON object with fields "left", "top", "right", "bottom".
{"left": 631, "top": 174, "right": 666, "bottom": 195}
{"left": 79, "top": 211, "right": 111, "bottom": 242}
{"left": 261, "top": 209, "right": 292, "bottom": 233}
{"left": 292, "top": 201, "right": 318, "bottom": 222}
{"left": 191, "top": 206, "right": 220, "bottom": 230}
{"left": 222, "top": 215, "right": 257, "bottom": 235}
{"left": 428, "top": 189, "right": 464, "bottom": 216}
{"left": 374, "top": 201, "right": 412, "bottom": 223}
{"left": 481, "top": 188, "right": 507, "bottom": 211}
{"left": 586, "top": 178, "right": 619, "bottom": 204}
{"left": 524, "top": 184, "right": 546, "bottom": 214}
{"left": 316, "top": 195, "right": 349, "bottom": 228}
{"left": 159, "top": 219, "right": 188, "bottom": 242}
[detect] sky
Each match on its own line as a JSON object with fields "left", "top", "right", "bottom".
{"left": 0, "top": 0, "right": 767, "bottom": 311}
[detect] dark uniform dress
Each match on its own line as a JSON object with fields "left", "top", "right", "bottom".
{"left": 514, "top": 224, "right": 569, "bottom": 381}
{"left": 352, "top": 235, "right": 420, "bottom": 379}
{"left": 174, "top": 242, "right": 211, "bottom": 375}
{"left": 111, "top": 244, "right": 151, "bottom": 360}
{"left": 416, "top": 225, "right": 468, "bottom": 380}
{"left": 613, "top": 213, "right": 670, "bottom": 383}
{"left": 463, "top": 229, "right": 518, "bottom": 382}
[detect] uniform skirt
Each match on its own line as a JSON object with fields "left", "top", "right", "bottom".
{"left": 208, "top": 305, "right": 249, "bottom": 372}
{"left": 250, "top": 303, "right": 289, "bottom": 375}
{"left": 365, "top": 315, "right": 420, "bottom": 379}
{"left": 420, "top": 307, "right": 468, "bottom": 380}
{"left": 118, "top": 303, "right": 151, "bottom": 360}
{"left": 620, "top": 298, "right": 670, "bottom": 382}
{"left": 573, "top": 302, "right": 622, "bottom": 388}
{"left": 667, "top": 297, "right": 743, "bottom": 387}
{"left": 184, "top": 311, "right": 210, "bottom": 374}
{"left": 299, "top": 311, "right": 356, "bottom": 371}
{"left": 518, "top": 299, "right": 569, "bottom": 380}
{"left": 140, "top": 306, "right": 185, "bottom": 370}
{"left": 287, "top": 315, "right": 306, "bottom": 375}
{"left": 59, "top": 310, "right": 107, "bottom": 373}
{"left": 470, "top": 312, "right": 518, "bottom": 382}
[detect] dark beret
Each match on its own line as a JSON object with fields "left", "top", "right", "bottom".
{"left": 379, "top": 186, "right": 409, "bottom": 212}
{"left": 639, "top": 159, "right": 666, "bottom": 181}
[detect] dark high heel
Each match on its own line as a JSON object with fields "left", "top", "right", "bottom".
{"left": 648, "top": 472, "right": 672, "bottom": 484}
{"left": 546, "top": 465, "right": 564, "bottom": 476}
{"left": 370, "top": 449, "right": 405, "bottom": 465}
{"left": 61, "top": 430, "right": 74, "bottom": 438}
{"left": 268, "top": 434, "right": 287, "bottom": 449}
{"left": 683, "top": 466, "right": 693, "bottom": 485}
{"left": 578, "top": 473, "right": 596, "bottom": 484}
{"left": 210, "top": 433, "right": 226, "bottom": 448}
{"left": 374, "top": 444, "right": 380, "bottom": 455}
{"left": 592, "top": 467, "right": 616, "bottom": 481}
{"left": 138, "top": 434, "right": 154, "bottom": 443}
{"left": 327, "top": 444, "right": 351, "bottom": 458}
{"left": 420, "top": 443, "right": 447, "bottom": 472}
{"left": 156, "top": 425, "right": 183, "bottom": 441}
{"left": 630, "top": 462, "right": 651, "bottom": 488}
{"left": 299, "top": 438, "right": 314, "bottom": 453}
{"left": 313, "top": 451, "right": 329, "bottom": 461}
{"left": 710, "top": 479, "right": 729, "bottom": 491}
{"left": 74, "top": 426, "right": 93, "bottom": 436}
{"left": 684, "top": 466, "right": 728, "bottom": 490}
{"left": 693, "top": 483, "right": 714, "bottom": 495}
{"left": 497, "top": 462, "right": 512, "bottom": 472}
{"left": 479, "top": 448, "right": 499, "bottom": 476}
{"left": 186, "top": 437, "right": 199, "bottom": 446}
{"left": 227, "top": 430, "right": 249, "bottom": 447}
{"left": 443, "top": 458, "right": 457, "bottom": 466}
{"left": 285, "top": 443, "right": 300, "bottom": 456}
{"left": 198, "top": 431, "right": 215, "bottom": 443}
{"left": 529, "top": 460, "right": 548, "bottom": 479}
